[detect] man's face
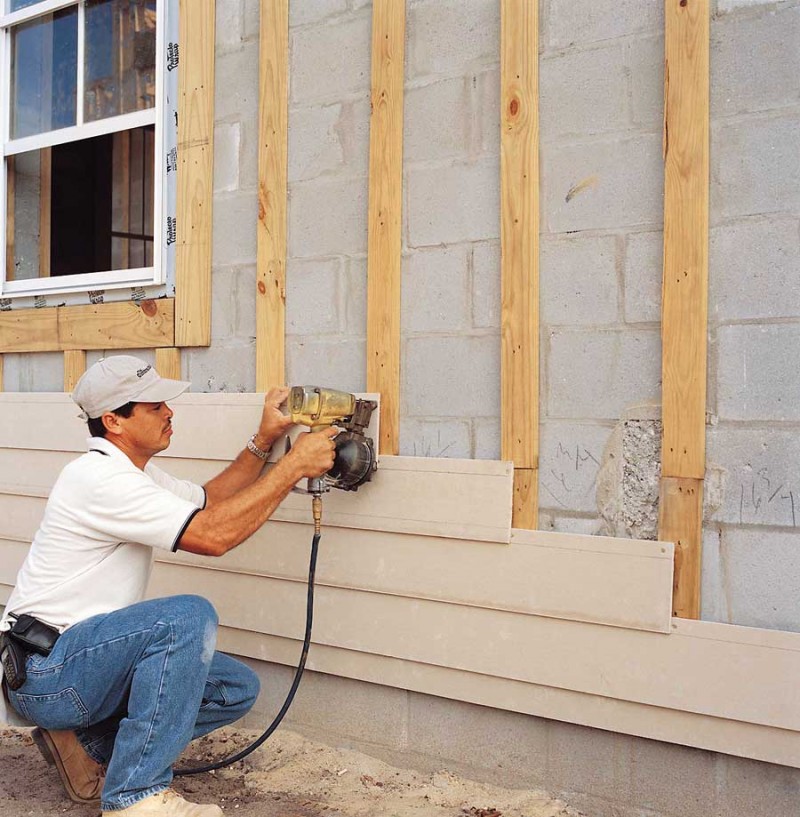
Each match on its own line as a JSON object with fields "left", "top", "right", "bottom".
{"left": 117, "top": 401, "right": 174, "bottom": 456}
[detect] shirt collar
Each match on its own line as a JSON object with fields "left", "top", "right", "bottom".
{"left": 86, "top": 436, "right": 132, "bottom": 463}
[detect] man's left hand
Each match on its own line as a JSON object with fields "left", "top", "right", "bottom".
{"left": 254, "top": 387, "right": 293, "bottom": 451}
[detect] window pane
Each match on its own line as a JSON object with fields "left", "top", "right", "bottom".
{"left": 5, "top": 125, "right": 154, "bottom": 281}
{"left": 85, "top": 0, "right": 157, "bottom": 123}
{"left": 8, "top": 1, "right": 49, "bottom": 12}
{"left": 10, "top": 8, "right": 78, "bottom": 139}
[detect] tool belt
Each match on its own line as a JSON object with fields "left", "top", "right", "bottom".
{"left": 0, "top": 614, "right": 60, "bottom": 692}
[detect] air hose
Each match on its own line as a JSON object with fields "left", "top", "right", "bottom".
{"left": 174, "top": 529, "right": 321, "bottom": 776}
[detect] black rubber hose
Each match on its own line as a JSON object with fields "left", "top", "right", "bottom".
{"left": 174, "top": 531, "right": 321, "bottom": 776}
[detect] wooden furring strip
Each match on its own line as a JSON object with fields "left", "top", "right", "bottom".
{"left": 366, "top": 0, "right": 406, "bottom": 455}
{"left": 0, "top": 299, "right": 175, "bottom": 353}
{"left": 63, "top": 350, "right": 86, "bottom": 392}
{"left": 659, "top": 0, "right": 710, "bottom": 619}
{"left": 500, "top": 0, "right": 539, "bottom": 529}
{"left": 175, "top": 0, "right": 215, "bottom": 347}
{"left": 256, "top": 0, "right": 288, "bottom": 391}
{"left": 155, "top": 347, "right": 182, "bottom": 380}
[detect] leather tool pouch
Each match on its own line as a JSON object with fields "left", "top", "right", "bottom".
{"left": 1, "top": 634, "right": 27, "bottom": 691}
{"left": 7, "top": 614, "right": 60, "bottom": 656}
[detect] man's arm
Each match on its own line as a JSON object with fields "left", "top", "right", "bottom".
{"left": 178, "top": 427, "right": 337, "bottom": 557}
{"left": 203, "top": 387, "right": 293, "bottom": 506}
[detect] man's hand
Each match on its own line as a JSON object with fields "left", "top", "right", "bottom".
{"left": 254, "top": 387, "right": 293, "bottom": 451}
{"left": 287, "top": 427, "right": 338, "bottom": 479}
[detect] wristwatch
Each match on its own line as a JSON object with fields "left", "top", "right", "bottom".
{"left": 247, "top": 434, "right": 270, "bottom": 461}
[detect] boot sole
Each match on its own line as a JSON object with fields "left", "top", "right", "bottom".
{"left": 31, "top": 727, "right": 102, "bottom": 806}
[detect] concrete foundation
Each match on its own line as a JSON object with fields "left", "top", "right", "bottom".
{"left": 241, "top": 657, "right": 800, "bottom": 817}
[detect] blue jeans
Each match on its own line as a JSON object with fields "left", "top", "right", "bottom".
{"left": 7, "top": 595, "right": 260, "bottom": 811}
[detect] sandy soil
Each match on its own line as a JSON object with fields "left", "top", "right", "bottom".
{"left": 0, "top": 727, "right": 586, "bottom": 817}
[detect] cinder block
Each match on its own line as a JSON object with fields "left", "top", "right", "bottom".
{"left": 214, "top": 122, "right": 241, "bottom": 193}
{"left": 8, "top": 352, "right": 64, "bottom": 392}
{"left": 210, "top": 266, "right": 238, "bottom": 343}
{"left": 215, "top": 0, "right": 243, "bottom": 53}
{"left": 629, "top": 736, "right": 717, "bottom": 817}
{"left": 712, "top": 113, "right": 800, "bottom": 221}
{"left": 547, "top": 328, "right": 661, "bottom": 420}
{"left": 716, "top": 0, "right": 779, "bottom": 11}
{"left": 550, "top": 515, "right": 604, "bottom": 535}
{"left": 623, "top": 231, "right": 662, "bottom": 324}
{"left": 212, "top": 192, "right": 258, "bottom": 266}
{"left": 404, "top": 335, "right": 500, "bottom": 417}
{"left": 718, "top": 752, "right": 800, "bottom": 817}
{"left": 288, "top": 175, "right": 368, "bottom": 257}
{"left": 242, "top": 0, "right": 258, "bottom": 42}
{"left": 404, "top": 76, "right": 472, "bottom": 163}
{"left": 547, "top": 721, "right": 632, "bottom": 804}
{"left": 288, "top": 104, "right": 346, "bottom": 182}
{"left": 711, "top": 6, "right": 800, "bottom": 117}
{"left": 186, "top": 343, "right": 256, "bottom": 393}
{"left": 540, "top": 44, "right": 627, "bottom": 141}
{"left": 342, "top": 256, "right": 367, "bottom": 335}
{"left": 626, "top": 35, "right": 663, "bottom": 130}
{"left": 399, "top": 418, "right": 471, "bottom": 459}
{"left": 406, "top": 693, "right": 548, "bottom": 789}
{"left": 214, "top": 41, "right": 259, "bottom": 122}
{"left": 700, "top": 526, "right": 729, "bottom": 624}
{"left": 286, "top": 337, "right": 366, "bottom": 393}
{"left": 710, "top": 217, "right": 800, "bottom": 321}
{"left": 401, "top": 245, "right": 469, "bottom": 332}
{"left": 337, "top": 98, "right": 371, "bottom": 178}
{"left": 472, "top": 417, "right": 500, "bottom": 460}
{"left": 233, "top": 265, "right": 257, "bottom": 340}
{"left": 286, "top": 257, "right": 342, "bottom": 335}
{"left": 540, "top": 234, "right": 619, "bottom": 326}
{"left": 707, "top": 426, "right": 800, "bottom": 528}
{"left": 472, "top": 240, "right": 500, "bottom": 330}
{"left": 289, "top": 0, "right": 348, "bottom": 28}
{"left": 407, "top": 158, "right": 500, "bottom": 247}
{"left": 236, "top": 115, "right": 259, "bottom": 191}
{"left": 241, "top": 661, "right": 409, "bottom": 751}
{"left": 718, "top": 528, "right": 800, "bottom": 632}
{"left": 548, "top": 0, "right": 663, "bottom": 49}
{"left": 477, "top": 69, "right": 500, "bottom": 157}
{"left": 291, "top": 16, "right": 371, "bottom": 104}
{"left": 717, "top": 325, "right": 800, "bottom": 421}
{"left": 539, "top": 421, "right": 612, "bottom": 514}
{"left": 543, "top": 134, "right": 663, "bottom": 233}
{"left": 407, "top": 0, "right": 499, "bottom": 79}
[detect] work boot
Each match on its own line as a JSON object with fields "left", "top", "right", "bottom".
{"left": 31, "top": 727, "right": 104, "bottom": 805}
{"left": 102, "top": 789, "right": 223, "bottom": 816}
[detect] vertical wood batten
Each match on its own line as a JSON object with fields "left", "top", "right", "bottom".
{"left": 366, "top": 0, "right": 406, "bottom": 456}
{"left": 156, "top": 347, "right": 182, "bottom": 380}
{"left": 175, "top": 0, "right": 215, "bottom": 347}
{"left": 256, "top": 0, "right": 288, "bottom": 391}
{"left": 659, "top": 0, "right": 710, "bottom": 619}
{"left": 63, "top": 350, "right": 86, "bottom": 392}
{"left": 501, "top": 0, "right": 539, "bottom": 529}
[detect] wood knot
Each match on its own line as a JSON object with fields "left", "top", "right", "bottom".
{"left": 140, "top": 299, "right": 157, "bottom": 317}
{"left": 509, "top": 98, "right": 520, "bottom": 117}
{"left": 257, "top": 281, "right": 267, "bottom": 295}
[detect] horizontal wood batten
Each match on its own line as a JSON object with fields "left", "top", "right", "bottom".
{"left": 0, "top": 299, "right": 175, "bottom": 353}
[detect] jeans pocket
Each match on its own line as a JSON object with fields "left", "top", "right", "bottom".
{"left": 15, "top": 687, "right": 90, "bottom": 730}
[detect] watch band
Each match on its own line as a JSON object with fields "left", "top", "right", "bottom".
{"left": 247, "top": 434, "right": 270, "bottom": 461}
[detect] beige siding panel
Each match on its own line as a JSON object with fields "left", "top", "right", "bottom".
{"left": 148, "top": 561, "right": 800, "bottom": 733}
{"left": 0, "top": 541, "right": 29, "bottom": 584}
{"left": 0, "top": 494, "right": 45, "bottom": 542}
{"left": 159, "top": 522, "right": 672, "bottom": 633}
{"left": 219, "top": 627, "right": 800, "bottom": 769}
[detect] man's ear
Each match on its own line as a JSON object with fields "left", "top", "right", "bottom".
{"left": 102, "top": 412, "right": 123, "bottom": 437}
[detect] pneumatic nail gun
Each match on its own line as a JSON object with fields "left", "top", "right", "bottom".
{"left": 287, "top": 386, "right": 378, "bottom": 533}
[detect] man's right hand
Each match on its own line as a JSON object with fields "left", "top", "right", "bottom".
{"left": 287, "top": 427, "right": 338, "bottom": 479}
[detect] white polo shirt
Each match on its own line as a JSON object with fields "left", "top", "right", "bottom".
{"left": 1, "top": 436, "right": 206, "bottom": 634}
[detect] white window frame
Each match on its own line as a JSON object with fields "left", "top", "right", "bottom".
{"left": 0, "top": 0, "right": 167, "bottom": 297}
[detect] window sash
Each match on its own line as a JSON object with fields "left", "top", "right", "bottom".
{"left": 0, "top": 0, "right": 166, "bottom": 298}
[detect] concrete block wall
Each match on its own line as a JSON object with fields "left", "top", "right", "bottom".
{"left": 4, "top": 0, "right": 800, "bottom": 633}
{"left": 701, "top": 0, "right": 800, "bottom": 632}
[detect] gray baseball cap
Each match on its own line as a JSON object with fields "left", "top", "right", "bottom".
{"left": 72, "top": 355, "right": 190, "bottom": 420}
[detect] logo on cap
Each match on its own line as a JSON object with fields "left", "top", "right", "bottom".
{"left": 137, "top": 366, "right": 152, "bottom": 378}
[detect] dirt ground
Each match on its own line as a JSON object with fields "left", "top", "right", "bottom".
{"left": 0, "top": 727, "right": 585, "bottom": 817}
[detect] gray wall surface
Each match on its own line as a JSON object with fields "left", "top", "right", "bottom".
{"left": 3, "top": 0, "right": 799, "bottom": 632}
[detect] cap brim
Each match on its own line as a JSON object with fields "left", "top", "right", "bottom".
{"left": 133, "top": 378, "right": 191, "bottom": 405}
